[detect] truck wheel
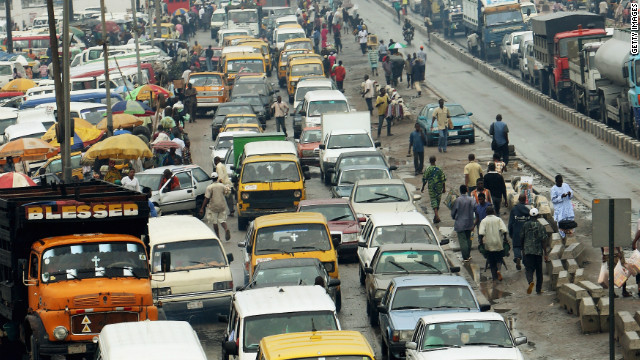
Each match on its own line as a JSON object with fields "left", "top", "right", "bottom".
{"left": 600, "top": 95, "right": 608, "bottom": 125}
{"left": 238, "top": 216, "right": 248, "bottom": 231}
{"left": 335, "top": 290, "right": 342, "bottom": 312}
{"left": 359, "top": 266, "right": 365, "bottom": 285}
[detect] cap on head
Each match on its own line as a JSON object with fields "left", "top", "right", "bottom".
{"left": 529, "top": 208, "right": 539, "bottom": 217}
{"left": 420, "top": 46, "right": 423, "bottom": 49}
{"left": 211, "top": 172, "right": 219, "bottom": 179}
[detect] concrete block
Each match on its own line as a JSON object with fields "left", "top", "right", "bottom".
{"left": 616, "top": 311, "right": 640, "bottom": 340}
{"left": 621, "top": 331, "right": 640, "bottom": 360}
{"left": 633, "top": 311, "right": 640, "bottom": 326}
{"left": 579, "top": 297, "right": 600, "bottom": 334}
{"left": 549, "top": 244, "right": 564, "bottom": 260}
{"left": 563, "top": 258, "right": 578, "bottom": 274}
{"left": 578, "top": 280, "right": 606, "bottom": 301}
{"left": 598, "top": 297, "right": 610, "bottom": 333}
{"left": 548, "top": 259, "right": 563, "bottom": 287}
{"left": 572, "top": 268, "right": 585, "bottom": 284}
{"left": 558, "top": 283, "right": 588, "bottom": 315}
{"left": 562, "top": 242, "right": 585, "bottom": 265}
{"left": 550, "top": 233, "right": 563, "bottom": 247}
{"left": 537, "top": 217, "right": 553, "bottom": 235}
{"left": 556, "top": 270, "right": 569, "bottom": 289}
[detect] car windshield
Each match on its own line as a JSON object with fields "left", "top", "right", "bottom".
{"left": 212, "top": 13, "right": 225, "bottom": 21}
{"left": 299, "top": 204, "right": 355, "bottom": 221}
{"left": 233, "top": 96, "right": 263, "bottom": 107}
{"left": 337, "top": 155, "right": 385, "bottom": 168}
{"left": 278, "top": 32, "right": 305, "bottom": 42}
{"left": 512, "top": 35, "right": 523, "bottom": 45}
{"left": 284, "top": 42, "right": 313, "bottom": 51}
{"left": 215, "top": 136, "right": 233, "bottom": 150}
{"left": 41, "top": 242, "right": 149, "bottom": 283}
{"left": 46, "top": 155, "right": 82, "bottom": 174}
{"left": 0, "top": 117, "right": 17, "bottom": 134}
{"left": 233, "top": 82, "right": 268, "bottom": 96}
{"left": 217, "top": 105, "right": 253, "bottom": 116}
{"left": 0, "top": 65, "right": 12, "bottom": 76}
{"left": 340, "top": 169, "right": 388, "bottom": 185}
{"left": 229, "top": 10, "right": 258, "bottom": 23}
{"left": 354, "top": 184, "right": 409, "bottom": 203}
{"left": 372, "top": 225, "right": 439, "bottom": 247}
{"left": 135, "top": 173, "right": 162, "bottom": 191}
{"left": 227, "top": 60, "right": 264, "bottom": 74}
{"left": 255, "top": 223, "right": 331, "bottom": 254}
{"left": 151, "top": 239, "right": 226, "bottom": 272}
{"left": 447, "top": 105, "right": 467, "bottom": 117}
{"left": 301, "top": 129, "right": 321, "bottom": 143}
{"left": 422, "top": 320, "right": 512, "bottom": 350}
{"left": 243, "top": 311, "right": 338, "bottom": 351}
{"left": 485, "top": 10, "right": 523, "bottom": 26}
{"left": 521, "top": 4, "right": 536, "bottom": 15}
{"left": 296, "top": 86, "right": 331, "bottom": 101}
{"left": 308, "top": 100, "right": 348, "bottom": 116}
{"left": 225, "top": 116, "right": 258, "bottom": 125}
{"left": 291, "top": 63, "right": 323, "bottom": 77}
{"left": 392, "top": 285, "right": 476, "bottom": 311}
{"left": 189, "top": 74, "right": 223, "bottom": 87}
{"left": 327, "top": 134, "right": 373, "bottom": 149}
{"left": 242, "top": 161, "right": 299, "bottom": 183}
{"left": 374, "top": 250, "right": 448, "bottom": 274}
{"left": 252, "top": 264, "right": 324, "bottom": 286}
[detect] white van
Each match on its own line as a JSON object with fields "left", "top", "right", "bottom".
{"left": 218, "top": 29, "right": 251, "bottom": 47}
{"left": 96, "top": 321, "right": 207, "bottom": 360}
{"left": 36, "top": 102, "right": 107, "bottom": 125}
{"left": 0, "top": 108, "right": 18, "bottom": 144}
{"left": 0, "top": 61, "right": 26, "bottom": 87}
{"left": 24, "top": 85, "right": 56, "bottom": 101}
{"left": 149, "top": 215, "right": 234, "bottom": 321}
{"left": 293, "top": 78, "right": 337, "bottom": 109}
{"left": 211, "top": 9, "right": 228, "bottom": 39}
{"left": 220, "top": 286, "right": 341, "bottom": 360}
{"left": 273, "top": 26, "right": 306, "bottom": 51}
{"left": 4, "top": 121, "right": 47, "bottom": 142}
{"left": 293, "top": 90, "right": 351, "bottom": 138}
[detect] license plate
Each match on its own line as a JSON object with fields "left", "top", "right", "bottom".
{"left": 449, "top": 131, "right": 458, "bottom": 136}
{"left": 187, "top": 300, "right": 203, "bottom": 309}
{"left": 68, "top": 344, "right": 87, "bottom": 354}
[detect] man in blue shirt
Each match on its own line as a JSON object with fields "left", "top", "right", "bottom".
{"left": 474, "top": 193, "right": 491, "bottom": 232}
{"left": 408, "top": 123, "right": 427, "bottom": 175}
{"left": 489, "top": 114, "right": 510, "bottom": 166}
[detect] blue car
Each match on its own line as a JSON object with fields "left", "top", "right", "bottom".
{"left": 377, "top": 275, "right": 490, "bottom": 360}
{"left": 417, "top": 103, "right": 475, "bottom": 146}
{"left": 330, "top": 164, "right": 392, "bottom": 198}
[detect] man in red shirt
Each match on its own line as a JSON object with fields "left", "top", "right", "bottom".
{"left": 159, "top": 169, "right": 181, "bottom": 192}
{"left": 334, "top": 60, "right": 346, "bottom": 92}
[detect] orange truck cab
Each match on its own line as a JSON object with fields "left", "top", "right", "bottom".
{"left": 0, "top": 182, "right": 158, "bottom": 359}
{"left": 188, "top": 72, "right": 228, "bottom": 111}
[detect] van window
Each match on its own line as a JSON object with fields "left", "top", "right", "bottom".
{"left": 277, "top": 32, "right": 305, "bottom": 43}
{"left": 13, "top": 40, "right": 29, "bottom": 49}
{"left": 152, "top": 239, "right": 226, "bottom": 272}
{"left": 255, "top": 223, "right": 331, "bottom": 254}
{"left": 242, "top": 161, "right": 299, "bottom": 183}
{"left": 290, "top": 63, "right": 323, "bottom": 77}
{"left": 0, "top": 65, "right": 12, "bottom": 76}
{"left": 308, "top": 100, "right": 348, "bottom": 116}
{"left": 190, "top": 73, "right": 223, "bottom": 86}
{"left": 227, "top": 59, "right": 264, "bottom": 74}
{"left": 212, "top": 13, "right": 226, "bottom": 22}
{"left": 32, "top": 39, "right": 50, "bottom": 48}
{"left": 47, "top": 155, "right": 82, "bottom": 173}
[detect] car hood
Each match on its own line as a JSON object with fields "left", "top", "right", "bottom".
{"left": 412, "top": 346, "right": 522, "bottom": 360}
{"left": 389, "top": 309, "right": 477, "bottom": 331}
{"left": 299, "top": 142, "right": 320, "bottom": 151}
{"left": 352, "top": 201, "right": 417, "bottom": 216}
{"left": 450, "top": 115, "right": 472, "bottom": 127}
{"left": 331, "top": 185, "right": 353, "bottom": 198}
{"left": 373, "top": 274, "right": 394, "bottom": 290}
{"left": 327, "top": 220, "right": 359, "bottom": 234}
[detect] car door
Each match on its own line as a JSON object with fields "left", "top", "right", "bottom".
{"left": 241, "top": 223, "right": 255, "bottom": 283}
{"left": 365, "top": 248, "right": 381, "bottom": 302}
{"left": 192, "top": 166, "right": 213, "bottom": 197}
{"left": 357, "top": 220, "right": 373, "bottom": 268}
{"left": 379, "top": 282, "right": 395, "bottom": 343}
{"left": 406, "top": 321, "right": 425, "bottom": 360}
{"left": 157, "top": 170, "right": 195, "bottom": 212}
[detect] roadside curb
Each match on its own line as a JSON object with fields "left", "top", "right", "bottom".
{"left": 367, "top": 0, "right": 640, "bottom": 160}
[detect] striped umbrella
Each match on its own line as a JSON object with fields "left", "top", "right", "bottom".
{"left": 0, "top": 172, "right": 36, "bottom": 188}
{"left": 111, "top": 100, "right": 155, "bottom": 116}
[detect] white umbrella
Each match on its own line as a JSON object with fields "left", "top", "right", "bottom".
{"left": 389, "top": 43, "right": 407, "bottom": 49}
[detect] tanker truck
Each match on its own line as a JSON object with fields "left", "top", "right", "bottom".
{"left": 594, "top": 29, "right": 640, "bottom": 137}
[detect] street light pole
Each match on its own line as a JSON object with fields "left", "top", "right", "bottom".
{"left": 61, "top": 0, "right": 71, "bottom": 182}
{"left": 130, "top": 0, "right": 143, "bottom": 85}
{"left": 100, "top": 0, "right": 114, "bottom": 137}
{"left": 4, "top": 0, "right": 12, "bottom": 53}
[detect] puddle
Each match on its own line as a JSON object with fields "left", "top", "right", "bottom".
{"left": 478, "top": 281, "right": 513, "bottom": 304}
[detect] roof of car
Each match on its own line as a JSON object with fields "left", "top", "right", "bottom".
{"left": 243, "top": 153, "right": 299, "bottom": 163}
{"left": 367, "top": 212, "right": 431, "bottom": 226}
{"left": 284, "top": 38, "right": 312, "bottom": 43}
{"left": 244, "top": 141, "right": 296, "bottom": 157}
{"left": 330, "top": 128, "right": 369, "bottom": 136}
{"left": 355, "top": 178, "right": 405, "bottom": 186}
{"left": 304, "top": 89, "right": 348, "bottom": 101}
{"left": 217, "top": 131, "right": 255, "bottom": 138}
{"left": 297, "top": 78, "right": 334, "bottom": 87}
{"left": 233, "top": 285, "right": 335, "bottom": 317}
{"left": 390, "top": 274, "right": 471, "bottom": 288}
{"left": 254, "top": 257, "right": 322, "bottom": 270}
{"left": 289, "top": 57, "right": 323, "bottom": 65}
{"left": 376, "top": 243, "right": 443, "bottom": 254}
{"left": 418, "top": 311, "right": 505, "bottom": 325}
{"left": 137, "top": 165, "right": 201, "bottom": 175}
{"left": 337, "top": 150, "right": 383, "bottom": 159}
{"left": 299, "top": 198, "right": 350, "bottom": 206}
{"left": 149, "top": 215, "right": 220, "bottom": 243}
{"left": 260, "top": 331, "right": 373, "bottom": 360}
{"left": 254, "top": 212, "right": 327, "bottom": 228}
{"left": 225, "top": 113, "right": 257, "bottom": 117}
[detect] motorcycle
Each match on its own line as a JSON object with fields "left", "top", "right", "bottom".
{"left": 403, "top": 27, "right": 414, "bottom": 45}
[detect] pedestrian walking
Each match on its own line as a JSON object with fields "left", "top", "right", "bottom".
{"left": 521, "top": 208, "right": 549, "bottom": 294}
{"left": 479, "top": 206, "right": 508, "bottom": 281}
{"left": 483, "top": 162, "right": 507, "bottom": 215}
{"left": 334, "top": 61, "right": 346, "bottom": 91}
{"left": 333, "top": 26, "right": 342, "bottom": 53}
{"left": 363, "top": 75, "right": 375, "bottom": 115}
{"left": 470, "top": 178, "right": 492, "bottom": 204}
{"left": 452, "top": 185, "right": 476, "bottom": 262}
{"left": 390, "top": 53, "right": 404, "bottom": 87}
{"left": 599, "top": 0, "right": 608, "bottom": 21}
{"left": 205, "top": 45, "right": 214, "bottom": 71}
{"left": 421, "top": 156, "right": 447, "bottom": 223}
{"left": 382, "top": 56, "right": 392, "bottom": 85}
{"left": 375, "top": 88, "right": 391, "bottom": 138}
{"left": 404, "top": 56, "right": 413, "bottom": 88}
{"left": 488, "top": 152, "right": 506, "bottom": 174}
{"left": 463, "top": 153, "right": 483, "bottom": 191}
{"left": 215, "top": 156, "right": 235, "bottom": 217}
{"left": 323, "top": 55, "right": 331, "bottom": 77}
{"left": 321, "top": 23, "right": 329, "bottom": 49}
{"left": 508, "top": 194, "right": 530, "bottom": 270}
{"left": 357, "top": 26, "right": 368, "bottom": 55}
{"left": 474, "top": 192, "right": 491, "bottom": 229}
{"left": 489, "top": 114, "right": 510, "bottom": 165}
{"left": 313, "top": 27, "right": 321, "bottom": 53}
{"left": 550, "top": 174, "right": 575, "bottom": 237}
{"left": 430, "top": 99, "right": 451, "bottom": 153}
{"left": 184, "top": 83, "right": 197, "bottom": 123}
{"left": 199, "top": 173, "right": 232, "bottom": 241}
{"left": 271, "top": 96, "right": 290, "bottom": 137}
{"left": 378, "top": 39, "right": 388, "bottom": 61}
{"left": 412, "top": 55, "right": 422, "bottom": 96}
{"left": 408, "top": 123, "right": 427, "bottom": 175}
{"left": 121, "top": 169, "right": 141, "bottom": 192}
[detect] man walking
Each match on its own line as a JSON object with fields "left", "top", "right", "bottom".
{"left": 378, "top": 39, "right": 388, "bottom": 61}
{"left": 271, "top": 96, "right": 289, "bottom": 137}
{"left": 408, "top": 123, "right": 426, "bottom": 175}
{"left": 382, "top": 56, "right": 392, "bottom": 85}
{"left": 184, "top": 83, "right": 198, "bottom": 123}
{"left": 508, "top": 194, "right": 530, "bottom": 270}
{"left": 215, "top": 156, "right": 235, "bottom": 217}
{"left": 483, "top": 162, "right": 507, "bottom": 215}
{"left": 521, "top": 208, "right": 549, "bottom": 294}
{"left": 474, "top": 192, "right": 491, "bottom": 230}
{"left": 430, "top": 99, "right": 451, "bottom": 153}
{"left": 452, "top": 185, "right": 476, "bottom": 262}
{"left": 463, "top": 153, "right": 482, "bottom": 191}
{"left": 489, "top": 114, "right": 509, "bottom": 166}
{"left": 205, "top": 45, "right": 214, "bottom": 71}
{"left": 363, "top": 75, "right": 375, "bottom": 115}
{"left": 421, "top": 156, "right": 446, "bottom": 224}
{"left": 390, "top": 52, "right": 405, "bottom": 87}
{"left": 199, "top": 173, "right": 232, "bottom": 241}
{"left": 470, "top": 178, "right": 492, "bottom": 204}
{"left": 334, "top": 61, "right": 346, "bottom": 92}
{"left": 357, "top": 25, "right": 368, "bottom": 54}
{"left": 375, "top": 88, "right": 391, "bottom": 138}
{"left": 479, "top": 206, "right": 508, "bottom": 281}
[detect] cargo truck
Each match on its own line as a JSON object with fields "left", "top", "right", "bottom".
{"left": 530, "top": 12, "right": 604, "bottom": 102}
{"left": 0, "top": 181, "right": 158, "bottom": 359}
{"left": 568, "top": 36, "right": 611, "bottom": 119}
{"left": 462, "top": 0, "right": 526, "bottom": 60}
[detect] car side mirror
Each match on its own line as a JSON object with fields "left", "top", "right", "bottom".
{"left": 413, "top": 194, "right": 422, "bottom": 201}
{"left": 227, "top": 253, "right": 234, "bottom": 263}
{"left": 405, "top": 342, "right": 418, "bottom": 350}
{"left": 223, "top": 341, "right": 238, "bottom": 355}
{"left": 238, "top": 241, "right": 246, "bottom": 248}
{"left": 377, "top": 305, "right": 388, "bottom": 314}
{"left": 389, "top": 165, "right": 398, "bottom": 171}
{"left": 374, "top": 141, "right": 381, "bottom": 147}
{"left": 450, "top": 266, "right": 460, "bottom": 273}
{"left": 480, "top": 303, "right": 491, "bottom": 312}
{"left": 318, "top": 144, "right": 325, "bottom": 150}
{"left": 218, "top": 314, "right": 229, "bottom": 323}
{"left": 364, "top": 267, "right": 373, "bottom": 274}
{"left": 160, "top": 252, "right": 171, "bottom": 272}
{"left": 328, "top": 278, "right": 341, "bottom": 287}
{"left": 514, "top": 336, "right": 528, "bottom": 346}
{"left": 439, "top": 238, "right": 450, "bottom": 246}
{"left": 303, "top": 171, "right": 311, "bottom": 180}
{"left": 357, "top": 241, "right": 367, "bottom": 248}
{"left": 467, "top": 112, "right": 473, "bottom": 116}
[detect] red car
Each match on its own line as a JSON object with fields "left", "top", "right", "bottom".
{"left": 297, "top": 198, "right": 363, "bottom": 258}
{"left": 199, "top": 47, "right": 223, "bottom": 71}
{"left": 296, "top": 127, "right": 321, "bottom": 166}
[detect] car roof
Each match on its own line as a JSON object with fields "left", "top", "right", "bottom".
{"left": 148, "top": 215, "right": 220, "bottom": 243}
{"left": 244, "top": 141, "right": 296, "bottom": 157}
{"left": 297, "top": 78, "right": 334, "bottom": 87}
{"left": 217, "top": 131, "right": 255, "bottom": 138}
{"left": 304, "top": 90, "right": 347, "bottom": 101}
{"left": 226, "top": 113, "right": 257, "bottom": 117}
{"left": 330, "top": 129, "right": 369, "bottom": 136}
{"left": 260, "top": 331, "right": 372, "bottom": 360}
{"left": 299, "top": 198, "right": 350, "bottom": 206}
{"left": 254, "top": 257, "right": 322, "bottom": 270}
{"left": 390, "top": 274, "right": 471, "bottom": 288}
{"left": 233, "top": 285, "right": 335, "bottom": 317}
{"left": 368, "top": 212, "right": 430, "bottom": 226}
{"left": 289, "top": 58, "right": 323, "bottom": 66}
{"left": 419, "top": 311, "right": 505, "bottom": 325}
{"left": 337, "top": 150, "right": 382, "bottom": 159}
{"left": 254, "top": 212, "right": 327, "bottom": 228}
{"left": 355, "top": 178, "right": 405, "bottom": 186}
{"left": 244, "top": 153, "right": 298, "bottom": 163}
{"left": 137, "top": 165, "right": 201, "bottom": 175}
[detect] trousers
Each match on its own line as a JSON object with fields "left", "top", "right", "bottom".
{"left": 487, "top": 251, "right": 502, "bottom": 280}
{"left": 413, "top": 151, "right": 424, "bottom": 174}
{"left": 523, "top": 254, "right": 543, "bottom": 292}
{"left": 378, "top": 115, "right": 391, "bottom": 137}
{"left": 276, "top": 117, "right": 287, "bottom": 136}
{"left": 438, "top": 129, "right": 448, "bottom": 151}
{"left": 457, "top": 230, "right": 472, "bottom": 260}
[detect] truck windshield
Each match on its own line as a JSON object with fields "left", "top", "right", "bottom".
{"left": 243, "top": 311, "right": 338, "bottom": 351}
{"left": 229, "top": 10, "right": 258, "bottom": 23}
{"left": 327, "top": 134, "right": 373, "bottom": 149}
{"left": 255, "top": 223, "right": 331, "bottom": 254}
{"left": 41, "top": 242, "right": 149, "bottom": 283}
{"left": 241, "top": 160, "right": 300, "bottom": 183}
{"left": 485, "top": 10, "right": 523, "bottom": 26}
{"left": 151, "top": 239, "right": 227, "bottom": 272}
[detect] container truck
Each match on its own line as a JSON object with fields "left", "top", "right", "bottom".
{"left": 0, "top": 181, "right": 158, "bottom": 359}
{"left": 462, "top": 0, "right": 526, "bottom": 60}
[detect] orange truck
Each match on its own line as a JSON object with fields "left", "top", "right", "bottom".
{"left": 0, "top": 182, "right": 159, "bottom": 359}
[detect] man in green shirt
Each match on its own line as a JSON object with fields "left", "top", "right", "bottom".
{"left": 520, "top": 208, "right": 549, "bottom": 294}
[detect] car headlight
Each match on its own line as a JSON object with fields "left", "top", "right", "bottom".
{"left": 325, "top": 157, "right": 337, "bottom": 164}
{"left": 342, "top": 233, "right": 357, "bottom": 243}
{"left": 323, "top": 261, "right": 335, "bottom": 273}
{"left": 213, "top": 281, "right": 233, "bottom": 290}
{"left": 400, "top": 330, "right": 414, "bottom": 341}
{"left": 241, "top": 192, "right": 250, "bottom": 200}
{"left": 302, "top": 149, "right": 315, "bottom": 156}
{"left": 462, "top": 124, "right": 473, "bottom": 129}
{"left": 152, "top": 287, "right": 172, "bottom": 297}
{"left": 53, "top": 326, "right": 69, "bottom": 340}
{"left": 374, "top": 289, "right": 386, "bottom": 299}
{"left": 293, "top": 190, "right": 302, "bottom": 198}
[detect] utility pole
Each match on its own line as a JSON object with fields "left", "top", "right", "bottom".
{"left": 61, "top": 0, "right": 71, "bottom": 182}
{"left": 100, "top": 0, "right": 114, "bottom": 137}
{"left": 68, "top": 0, "right": 74, "bottom": 24}
{"left": 155, "top": 0, "right": 161, "bottom": 42}
{"left": 148, "top": 0, "right": 154, "bottom": 47}
{"left": 130, "top": 0, "right": 143, "bottom": 85}
{"left": 5, "top": 0, "right": 12, "bottom": 53}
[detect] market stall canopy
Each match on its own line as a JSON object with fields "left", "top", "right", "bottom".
{"left": 125, "top": 84, "right": 172, "bottom": 101}
{"left": 0, "top": 172, "right": 36, "bottom": 188}
{"left": 0, "top": 138, "right": 57, "bottom": 160}
{"left": 111, "top": 100, "right": 155, "bottom": 116}
{"left": 96, "top": 113, "right": 143, "bottom": 130}
{"left": 85, "top": 133, "right": 152, "bottom": 160}
{"left": 1, "top": 78, "right": 36, "bottom": 93}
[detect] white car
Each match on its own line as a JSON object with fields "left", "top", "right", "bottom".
{"left": 349, "top": 179, "right": 421, "bottom": 217}
{"left": 405, "top": 312, "right": 527, "bottom": 360}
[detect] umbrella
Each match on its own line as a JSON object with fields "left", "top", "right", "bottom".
{"left": 114, "top": 129, "right": 132, "bottom": 135}
{"left": 388, "top": 43, "right": 407, "bottom": 49}
{"left": 46, "top": 127, "right": 105, "bottom": 151}
{"left": 85, "top": 134, "right": 152, "bottom": 160}
{"left": 173, "top": 8, "right": 188, "bottom": 16}
{"left": 41, "top": 118, "right": 96, "bottom": 141}
{"left": 0, "top": 138, "right": 57, "bottom": 160}
{"left": 0, "top": 172, "right": 36, "bottom": 188}
{"left": 160, "top": 116, "right": 176, "bottom": 129}
{"left": 152, "top": 141, "right": 180, "bottom": 150}
{"left": 96, "top": 113, "right": 144, "bottom": 130}
{"left": 125, "top": 84, "right": 172, "bottom": 101}
{"left": 112, "top": 100, "right": 155, "bottom": 116}
{"left": 94, "top": 21, "right": 121, "bottom": 33}
{"left": 1, "top": 78, "right": 36, "bottom": 92}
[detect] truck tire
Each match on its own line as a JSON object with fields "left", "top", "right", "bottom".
{"left": 599, "top": 94, "right": 608, "bottom": 125}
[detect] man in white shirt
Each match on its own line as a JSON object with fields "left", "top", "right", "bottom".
{"left": 171, "top": 129, "right": 185, "bottom": 157}
{"left": 363, "top": 75, "right": 375, "bottom": 115}
{"left": 358, "top": 26, "right": 368, "bottom": 55}
{"left": 121, "top": 169, "right": 141, "bottom": 192}
{"left": 479, "top": 206, "right": 508, "bottom": 282}
{"left": 215, "top": 156, "right": 234, "bottom": 216}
